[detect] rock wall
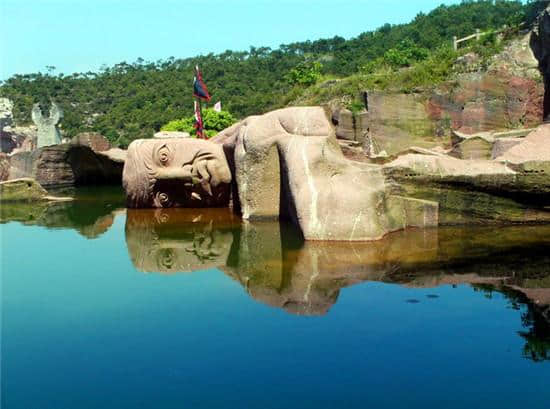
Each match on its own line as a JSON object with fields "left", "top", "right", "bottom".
{"left": 530, "top": 4, "right": 550, "bottom": 121}
{"left": 1, "top": 97, "right": 38, "bottom": 153}
{"left": 383, "top": 124, "right": 550, "bottom": 224}
{"left": 0, "top": 98, "right": 15, "bottom": 152}
{"left": 73, "top": 132, "right": 111, "bottom": 152}
{"left": 9, "top": 144, "right": 123, "bottom": 187}
{"left": 349, "top": 34, "right": 546, "bottom": 156}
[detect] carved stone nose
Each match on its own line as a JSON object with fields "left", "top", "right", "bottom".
{"left": 154, "top": 168, "right": 194, "bottom": 181}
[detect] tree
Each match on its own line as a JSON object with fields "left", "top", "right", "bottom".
{"left": 285, "top": 61, "right": 323, "bottom": 86}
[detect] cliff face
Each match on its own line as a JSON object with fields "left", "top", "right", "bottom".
{"left": 530, "top": 4, "right": 550, "bottom": 120}
{"left": 371, "top": 34, "right": 545, "bottom": 155}
{"left": 316, "top": 33, "right": 547, "bottom": 156}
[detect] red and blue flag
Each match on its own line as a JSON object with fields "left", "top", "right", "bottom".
{"left": 193, "top": 65, "right": 211, "bottom": 101}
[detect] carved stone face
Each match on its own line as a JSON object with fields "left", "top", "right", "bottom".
{"left": 123, "top": 138, "right": 232, "bottom": 208}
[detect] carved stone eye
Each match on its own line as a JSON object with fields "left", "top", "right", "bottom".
{"left": 159, "top": 151, "right": 169, "bottom": 164}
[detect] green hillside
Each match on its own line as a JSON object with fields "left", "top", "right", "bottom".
{"left": 0, "top": 0, "right": 547, "bottom": 146}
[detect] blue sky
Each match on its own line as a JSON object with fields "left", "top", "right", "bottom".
{"left": 0, "top": 0, "right": 462, "bottom": 79}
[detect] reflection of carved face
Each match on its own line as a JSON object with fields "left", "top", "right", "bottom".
{"left": 123, "top": 139, "right": 232, "bottom": 208}
{"left": 125, "top": 208, "right": 237, "bottom": 273}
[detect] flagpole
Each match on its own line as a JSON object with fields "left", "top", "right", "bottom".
{"left": 198, "top": 97, "right": 203, "bottom": 138}
{"left": 195, "top": 65, "right": 204, "bottom": 138}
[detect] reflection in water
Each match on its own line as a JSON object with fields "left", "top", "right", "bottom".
{"left": 123, "top": 207, "right": 550, "bottom": 362}
{"left": 125, "top": 208, "right": 239, "bottom": 274}
{"left": 0, "top": 186, "right": 125, "bottom": 239}
{"left": 5, "top": 192, "right": 550, "bottom": 361}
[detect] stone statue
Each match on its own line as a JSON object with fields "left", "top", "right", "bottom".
{"left": 31, "top": 102, "right": 63, "bottom": 148}
{"left": 212, "top": 106, "right": 439, "bottom": 241}
{"left": 122, "top": 138, "right": 232, "bottom": 208}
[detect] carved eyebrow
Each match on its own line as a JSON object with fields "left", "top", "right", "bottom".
{"left": 182, "top": 149, "right": 216, "bottom": 166}
{"left": 156, "top": 143, "right": 171, "bottom": 152}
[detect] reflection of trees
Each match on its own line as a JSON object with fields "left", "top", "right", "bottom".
{"left": 519, "top": 312, "right": 550, "bottom": 362}
{"left": 473, "top": 284, "right": 550, "bottom": 362}
{"left": 0, "top": 186, "right": 125, "bottom": 239}
{"left": 509, "top": 291, "right": 550, "bottom": 363}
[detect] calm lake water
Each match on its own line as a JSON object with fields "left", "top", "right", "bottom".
{"left": 2, "top": 187, "right": 550, "bottom": 409}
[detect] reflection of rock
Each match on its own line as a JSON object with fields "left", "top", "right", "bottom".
{"left": 0, "top": 186, "right": 125, "bottom": 239}
{"left": 8, "top": 144, "right": 123, "bottom": 187}
{"left": 123, "top": 139, "right": 232, "bottom": 208}
{"left": 0, "top": 153, "right": 9, "bottom": 181}
{"left": 222, "top": 221, "right": 550, "bottom": 318}
{"left": 121, "top": 205, "right": 550, "bottom": 356}
{"left": 215, "top": 107, "right": 438, "bottom": 241}
{"left": 125, "top": 208, "right": 238, "bottom": 273}
{"left": 223, "top": 221, "right": 441, "bottom": 315}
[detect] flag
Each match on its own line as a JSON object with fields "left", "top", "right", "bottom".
{"left": 193, "top": 65, "right": 211, "bottom": 101}
{"left": 194, "top": 100, "right": 204, "bottom": 138}
{"left": 213, "top": 101, "right": 222, "bottom": 112}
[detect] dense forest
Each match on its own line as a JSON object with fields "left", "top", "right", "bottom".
{"left": 0, "top": 0, "right": 547, "bottom": 146}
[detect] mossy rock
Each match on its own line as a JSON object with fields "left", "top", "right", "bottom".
{"left": 0, "top": 178, "right": 48, "bottom": 202}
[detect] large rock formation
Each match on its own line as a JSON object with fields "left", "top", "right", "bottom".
{"left": 8, "top": 144, "right": 123, "bottom": 187}
{"left": 72, "top": 132, "right": 111, "bottom": 152}
{"left": 313, "top": 34, "right": 545, "bottom": 156}
{"left": 0, "top": 98, "right": 16, "bottom": 153}
{"left": 123, "top": 138, "right": 232, "bottom": 208}
{"left": 531, "top": 4, "right": 550, "bottom": 121}
{"left": 214, "top": 106, "right": 438, "bottom": 241}
{"left": 0, "top": 178, "right": 49, "bottom": 201}
{"left": 383, "top": 124, "right": 550, "bottom": 224}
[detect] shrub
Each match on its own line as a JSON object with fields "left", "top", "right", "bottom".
{"left": 383, "top": 39, "right": 430, "bottom": 68}
{"left": 160, "top": 108, "right": 236, "bottom": 138}
{"left": 161, "top": 117, "right": 195, "bottom": 133}
{"left": 286, "top": 61, "right": 323, "bottom": 86}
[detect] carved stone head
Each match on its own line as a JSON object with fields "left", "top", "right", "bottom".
{"left": 123, "top": 138, "right": 232, "bottom": 208}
